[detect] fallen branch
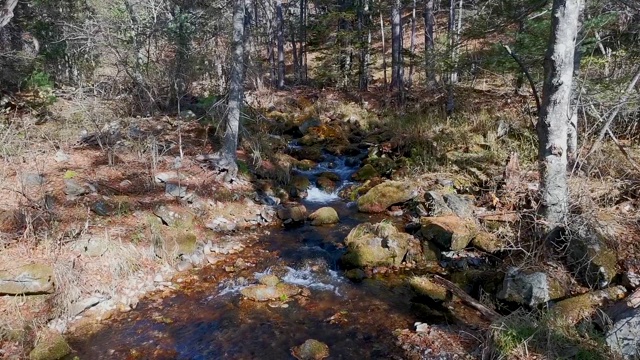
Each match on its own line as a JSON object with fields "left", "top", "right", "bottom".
{"left": 433, "top": 275, "right": 501, "bottom": 321}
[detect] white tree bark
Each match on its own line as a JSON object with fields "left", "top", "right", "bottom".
{"left": 218, "top": 0, "right": 246, "bottom": 182}
{"left": 0, "top": 0, "right": 18, "bottom": 29}
{"left": 567, "top": 0, "right": 585, "bottom": 162}
{"left": 390, "top": 0, "right": 403, "bottom": 92}
{"left": 537, "top": 0, "right": 582, "bottom": 229}
{"left": 424, "top": 0, "right": 436, "bottom": 88}
{"left": 276, "top": 0, "right": 285, "bottom": 89}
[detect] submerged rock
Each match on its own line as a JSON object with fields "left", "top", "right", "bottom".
{"left": 308, "top": 207, "right": 339, "bottom": 226}
{"left": 341, "top": 221, "right": 421, "bottom": 268}
{"left": 357, "top": 181, "right": 417, "bottom": 213}
{"left": 240, "top": 283, "right": 301, "bottom": 301}
{"left": 291, "top": 339, "right": 330, "bottom": 360}
{"left": 0, "top": 263, "right": 54, "bottom": 295}
{"left": 409, "top": 276, "right": 448, "bottom": 301}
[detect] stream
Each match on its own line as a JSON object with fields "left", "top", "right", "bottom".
{"left": 67, "top": 152, "right": 443, "bottom": 359}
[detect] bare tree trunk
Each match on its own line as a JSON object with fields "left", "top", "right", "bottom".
{"left": 276, "top": 0, "right": 285, "bottom": 89}
{"left": 567, "top": 1, "right": 585, "bottom": 163}
{"left": 380, "top": 11, "right": 387, "bottom": 87}
{"left": 390, "top": 0, "right": 403, "bottom": 96}
{"left": 339, "top": 0, "right": 353, "bottom": 88}
{"left": 446, "top": 0, "right": 456, "bottom": 113}
{"left": 0, "top": 0, "right": 18, "bottom": 29}
{"left": 299, "top": 0, "right": 307, "bottom": 82}
{"left": 219, "top": 0, "right": 246, "bottom": 182}
{"left": 424, "top": 0, "right": 436, "bottom": 88}
{"left": 290, "top": 18, "right": 299, "bottom": 82}
{"left": 408, "top": 0, "right": 417, "bottom": 88}
{"left": 537, "top": 0, "right": 582, "bottom": 230}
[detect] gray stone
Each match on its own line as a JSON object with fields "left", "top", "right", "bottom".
{"left": 28, "top": 331, "right": 70, "bottom": 360}
{"left": 424, "top": 191, "right": 452, "bottom": 217}
{"left": 63, "top": 179, "right": 87, "bottom": 197}
{"left": 175, "top": 260, "right": 193, "bottom": 272}
{"left": 90, "top": 201, "right": 111, "bottom": 216}
{"left": 623, "top": 271, "right": 640, "bottom": 289}
{"left": 73, "top": 236, "right": 109, "bottom": 257}
{"left": 154, "top": 171, "right": 186, "bottom": 184}
{"left": 498, "top": 267, "right": 549, "bottom": 306}
{"left": 165, "top": 183, "right": 188, "bottom": 198}
{"left": 70, "top": 295, "right": 107, "bottom": 316}
{"left": 443, "top": 193, "right": 475, "bottom": 219}
{"left": 21, "top": 173, "right": 45, "bottom": 187}
{"left": 153, "top": 205, "right": 195, "bottom": 227}
{"left": 259, "top": 274, "right": 281, "bottom": 286}
{"left": 0, "top": 263, "right": 54, "bottom": 295}
{"left": 606, "top": 307, "right": 640, "bottom": 359}
{"left": 54, "top": 150, "right": 70, "bottom": 163}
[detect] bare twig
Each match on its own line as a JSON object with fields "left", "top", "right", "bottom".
{"left": 501, "top": 44, "right": 541, "bottom": 123}
{"left": 586, "top": 65, "right": 640, "bottom": 157}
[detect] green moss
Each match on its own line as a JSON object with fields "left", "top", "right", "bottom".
{"left": 352, "top": 164, "right": 379, "bottom": 181}
{"left": 29, "top": 332, "right": 71, "bottom": 360}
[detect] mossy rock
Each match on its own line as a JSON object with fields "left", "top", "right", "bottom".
{"left": 471, "top": 231, "right": 503, "bottom": 253}
{"left": 566, "top": 220, "right": 618, "bottom": 288}
{"left": 291, "top": 339, "right": 330, "bottom": 360}
{"left": 290, "top": 146, "right": 324, "bottom": 162}
{"left": 352, "top": 164, "right": 379, "bottom": 181}
{"left": 357, "top": 181, "right": 417, "bottom": 213}
{"left": 422, "top": 241, "right": 441, "bottom": 262}
{"left": 553, "top": 286, "right": 626, "bottom": 324}
{"left": 155, "top": 231, "right": 198, "bottom": 259}
{"left": 409, "top": 276, "right": 448, "bottom": 301}
{"left": 342, "top": 221, "right": 421, "bottom": 268}
{"left": 29, "top": 331, "right": 70, "bottom": 360}
{"left": 290, "top": 175, "right": 311, "bottom": 192}
{"left": 240, "top": 283, "right": 301, "bottom": 301}
{"left": 258, "top": 274, "right": 281, "bottom": 286}
{"left": 296, "top": 159, "right": 317, "bottom": 170}
{"left": 316, "top": 176, "right": 337, "bottom": 193}
{"left": 309, "top": 207, "right": 339, "bottom": 226}
{"left": 367, "top": 156, "right": 397, "bottom": 176}
{"left": 318, "top": 172, "right": 340, "bottom": 181}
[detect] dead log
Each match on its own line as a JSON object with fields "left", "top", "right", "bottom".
{"left": 433, "top": 275, "right": 501, "bottom": 321}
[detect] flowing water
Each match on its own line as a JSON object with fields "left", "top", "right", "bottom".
{"left": 67, "top": 153, "right": 439, "bottom": 359}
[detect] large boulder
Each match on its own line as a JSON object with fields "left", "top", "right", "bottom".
{"left": 357, "top": 181, "right": 417, "bottom": 213}
{"left": 308, "top": 207, "right": 339, "bottom": 226}
{"left": 352, "top": 164, "right": 379, "bottom": 181}
{"left": 564, "top": 219, "right": 618, "bottom": 288}
{"left": 341, "top": 221, "right": 421, "bottom": 268}
{"left": 419, "top": 216, "right": 478, "bottom": 251}
{"left": 606, "top": 306, "right": 640, "bottom": 359}
{"left": 0, "top": 263, "right": 54, "bottom": 295}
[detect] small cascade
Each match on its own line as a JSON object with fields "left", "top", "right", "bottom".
{"left": 294, "top": 152, "right": 362, "bottom": 204}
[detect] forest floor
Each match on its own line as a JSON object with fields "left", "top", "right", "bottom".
{"left": 1, "top": 82, "right": 640, "bottom": 359}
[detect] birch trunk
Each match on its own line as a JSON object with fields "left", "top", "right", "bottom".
{"left": 276, "top": 0, "right": 285, "bottom": 89}
{"left": 567, "top": 1, "right": 585, "bottom": 163}
{"left": 0, "top": 0, "right": 18, "bottom": 29}
{"left": 390, "top": 0, "right": 403, "bottom": 93}
{"left": 408, "top": 0, "right": 416, "bottom": 88}
{"left": 537, "top": 0, "right": 582, "bottom": 229}
{"left": 380, "top": 11, "right": 387, "bottom": 87}
{"left": 218, "top": 0, "right": 246, "bottom": 182}
{"left": 424, "top": 0, "right": 436, "bottom": 88}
